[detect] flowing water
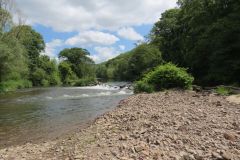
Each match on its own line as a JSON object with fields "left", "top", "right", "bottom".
{"left": 0, "top": 82, "right": 133, "bottom": 148}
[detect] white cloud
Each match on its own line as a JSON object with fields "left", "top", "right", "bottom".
{"left": 41, "top": 39, "right": 63, "bottom": 58}
{"left": 17, "top": 0, "right": 178, "bottom": 63}
{"left": 117, "top": 27, "right": 144, "bottom": 41}
{"left": 65, "top": 31, "right": 119, "bottom": 46}
{"left": 16, "top": 0, "right": 177, "bottom": 32}
{"left": 91, "top": 46, "right": 122, "bottom": 63}
{"left": 119, "top": 45, "right": 126, "bottom": 51}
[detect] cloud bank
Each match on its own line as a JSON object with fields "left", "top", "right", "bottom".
{"left": 16, "top": 0, "right": 177, "bottom": 63}
{"left": 16, "top": 0, "right": 177, "bottom": 32}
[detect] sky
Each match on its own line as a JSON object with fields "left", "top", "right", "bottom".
{"left": 15, "top": 0, "right": 177, "bottom": 63}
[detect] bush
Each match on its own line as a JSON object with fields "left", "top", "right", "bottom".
{"left": 134, "top": 81, "right": 154, "bottom": 93}
{"left": 134, "top": 63, "right": 194, "bottom": 93}
{"left": 73, "top": 77, "right": 97, "bottom": 87}
{"left": 41, "top": 79, "right": 49, "bottom": 87}
{"left": 214, "top": 86, "right": 232, "bottom": 96}
{"left": 31, "top": 68, "right": 46, "bottom": 86}
{"left": 0, "top": 80, "right": 32, "bottom": 93}
{"left": 48, "top": 72, "right": 61, "bottom": 86}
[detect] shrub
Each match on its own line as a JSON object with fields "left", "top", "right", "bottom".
{"left": 214, "top": 86, "right": 232, "bottom": 96}
{"left": 134, "top": 81, "right": 154, "bottom": 93}
{"left": 41, "top": 79, "right": 49, "bottom": 87}
{"left": 73, "top": 77, "right": 97, "bottom": 87}
{"left": 0, "top": 80, "right": 32, "bottom": 93}
{"left": 134, "top": 63, "right": 194, "bottom": 93}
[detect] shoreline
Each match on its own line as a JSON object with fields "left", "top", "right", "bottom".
{"left": 0, "top": 90, "right": 239, "bottom": 159}
{"left": 0, "top": 119, "right": 94, "bottom": 149}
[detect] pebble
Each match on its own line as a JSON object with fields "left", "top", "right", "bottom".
{"left": 223, "top": 133, "right": 237, "bottom": 141}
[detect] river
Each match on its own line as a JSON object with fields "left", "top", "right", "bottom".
{"left": 0, "top": 82, "right": 133, "bottom": 148}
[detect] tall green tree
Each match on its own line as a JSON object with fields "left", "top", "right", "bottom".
{"left": 9, "top": 26, "right": 45, "bottom": 70}
{"left": 8, "top": 25, "right": 46, "bottom": 85}
{"left": 150, "top": 9, "right": 182, "bottom": 65}
{"left": 58, "top": 48, "right": 96, "bottom": 85}
{"left": 128, "top": 44, "right": 163, "bottom": 81}
{"left": 0, "top": 34, "right": 28, "bottom": 82}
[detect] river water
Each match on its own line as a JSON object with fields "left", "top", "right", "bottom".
{"left": 0, "top": 83, "right": 133, "bottom": 148}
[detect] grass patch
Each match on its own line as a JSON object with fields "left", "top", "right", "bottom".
{"left": 73, "top": 77, "right": 97, "bottom": 87}
{"left": 214, "top": 86, "right": 232, "bottom": 96}
{"left": 0, "top": 80, "right": 32, "bottom": 93}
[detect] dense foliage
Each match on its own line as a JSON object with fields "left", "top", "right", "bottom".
{"left": 58, "top": 48, "right": 96, "bottom": 86}
{"left": 0, "top": 34, "right": 30, "bottom": 92}
{"left": 134, "top": 63, "right": 194, "bottom": 93}
{"left": 151, "top": 0, "right": 240, "bottom": 86}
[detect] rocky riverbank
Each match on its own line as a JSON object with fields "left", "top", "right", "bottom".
{"left": 0, "top": 90, "right": 239, "bottom": 160}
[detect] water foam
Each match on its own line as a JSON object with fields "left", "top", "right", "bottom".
{"left": 66, "top": 84, "right": 120, "bottom": 90}
{"left": 57, "top": 89, "right": 132, "bottom": 100}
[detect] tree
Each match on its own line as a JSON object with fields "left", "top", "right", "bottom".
{"left": 59, "top": 48, "right": 95, "bottom": 79}
{"left": 38, "top": 55, "right": 61, "bottom": 86}
{"left": 0, "top": 33, "right": 28, "bottom": 88}
{"left": 128, "top": 44, "right": 163, "bottom": 81}
{"left": 150, "top": 9, "right": 183, "bottom": 65}
{"left": 58, "top": 61, "right": 77, "bottom": 85}
{"left": 9, "top": 25, "right": 45, "bottom": 84}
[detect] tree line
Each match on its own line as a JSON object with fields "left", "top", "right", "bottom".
{"left": 97, "top": 0, "right": 240, "bottom": 87}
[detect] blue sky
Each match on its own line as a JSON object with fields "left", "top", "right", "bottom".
{"left": 16, "top": 0, "right": 177, "bottom": 63}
